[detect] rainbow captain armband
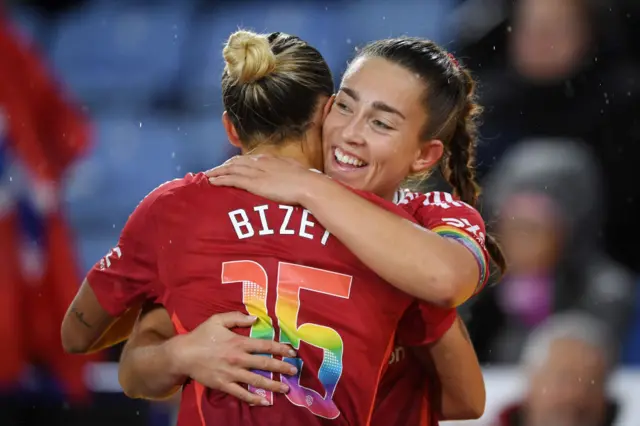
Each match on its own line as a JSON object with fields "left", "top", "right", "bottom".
{"left": 430, "top": 224, "right": 489, "bottom": 295}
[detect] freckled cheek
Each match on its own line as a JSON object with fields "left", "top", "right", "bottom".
{"left": 367, "top": 151, "right": 401, "bottom": 189}
{"left": 369, "top": 145, "right": 400, "bottom": 171}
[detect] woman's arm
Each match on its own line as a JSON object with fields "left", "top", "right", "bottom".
{"left": 208, "top": 156, "right": 485, "bottom": 306}
{"left": 415, "top": 315, "right": 485, "bottom": 420}
{"left": 118, "top": 304, "right": 185, "bottom": 400}
{"left": 61, "top": 279, "right": 141, "bottom": 353}
{"left": 299, "top": 175, "right": 479, "bottom": 306}
{"left": 118, "top": 308, "right": 298, "bottom": 403}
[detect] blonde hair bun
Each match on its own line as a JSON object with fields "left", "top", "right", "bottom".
{"left": 223, "top": 30, "right": 277, "bottom": 84}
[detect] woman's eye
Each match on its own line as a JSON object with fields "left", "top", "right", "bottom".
{"left": 372, "top": 119, "right": 393, "bottom": 130}
{"left": 336, "top": 102, "right": 350, "bottom": 112}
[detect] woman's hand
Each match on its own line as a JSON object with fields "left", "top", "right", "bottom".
{"left": 168, "top": 311, "right": 299, "bottom": 405}
{"left": 205, "top": 155, "right": 324, "bottom": 204}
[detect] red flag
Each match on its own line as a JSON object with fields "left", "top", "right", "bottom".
{"left": 0, "top": 15, "right": 97, "bottom": 404}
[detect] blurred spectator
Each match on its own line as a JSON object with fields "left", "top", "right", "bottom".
{"left": 463, "top": 0, "right": 640, "bottom": 272}
{"left": 469, "top": 140, "right": 636, "bottom": 363}
{"left": 510, "top": 0, "right": 612, "bottom": 82}
{"left": 0, "top": 10, "right": 97, "bottom": 424}
{"left": 496, "top": 312, "right": 619, "bottom": 426}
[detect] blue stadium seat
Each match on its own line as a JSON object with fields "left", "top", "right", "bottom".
{"left": 172, "top": 116, "right": 234, "bottom": 173}
{"left": 342, "top": 1, "right": 455, "bottom": 47}
{"left": 64, "top": 115, "right": 184, "bottom": 251}
{"left": 49, "top": 2, "right": 194, "bottom": 105}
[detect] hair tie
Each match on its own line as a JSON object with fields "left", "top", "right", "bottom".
{"left": 447, "top": 53, "right": 460, "bottom": 69}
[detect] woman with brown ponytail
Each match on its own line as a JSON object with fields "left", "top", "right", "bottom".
{"left": 210, "top": 37, "right": 506, "bottom": 304}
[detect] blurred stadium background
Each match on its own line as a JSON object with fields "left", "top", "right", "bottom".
{"left": 1, "top": 0, "right": 639, "bottom": 425}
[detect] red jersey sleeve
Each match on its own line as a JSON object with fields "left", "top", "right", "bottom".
{"left": 396, "top": 302, "right": 456, "bottom": 347}
{"left": 85, "top": 179, "right": 179, "bottom": 316}
{"left": 399, "top": 190, "right": 490, "bottom": 294}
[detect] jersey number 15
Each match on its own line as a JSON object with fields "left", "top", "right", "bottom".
{"left": 222, "top": 260, "right": 353, "bottom": 419}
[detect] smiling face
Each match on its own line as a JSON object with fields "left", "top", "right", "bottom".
{"left": 322, "top": 56, "right": 442, "bottom": 200}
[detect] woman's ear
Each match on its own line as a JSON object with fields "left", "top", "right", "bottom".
{"left": 322, "top": 95, "right": 336, "bottom": 121}
{"left": 411, "top": 139, "right": 444, "bottom": 174}
{"left": 222, "top": 111, "right": 243, "bottom": 148}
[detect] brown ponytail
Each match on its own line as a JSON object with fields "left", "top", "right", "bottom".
{"left": 444, "top": 69, "right": 508, "bottom": 278}
{"left": 443, "top": 70, "right": 482, "bottom": 207}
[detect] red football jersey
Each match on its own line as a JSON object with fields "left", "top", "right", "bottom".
{"left": 371, "top": 190, "right": 490, "bottom": 426}
{"left": 88, "top": 173, "right": 440, "bottom": 426}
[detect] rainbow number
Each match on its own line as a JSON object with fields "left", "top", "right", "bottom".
{"left": 221, "top": 261, "right": 275, "bottom": 403}
{"left": 221, "top": 261, "right": 352, "bottom": 419}
{"left": 277, "top": 262, "right": 352, "bottom": 418}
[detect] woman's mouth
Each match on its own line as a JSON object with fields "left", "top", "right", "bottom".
{"left": 332, "top": 147, "right": 368, "bottom": 170}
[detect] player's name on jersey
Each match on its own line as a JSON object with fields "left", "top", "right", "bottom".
{"left": 228, "top": 204, "right": 331, "bottom": 245}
